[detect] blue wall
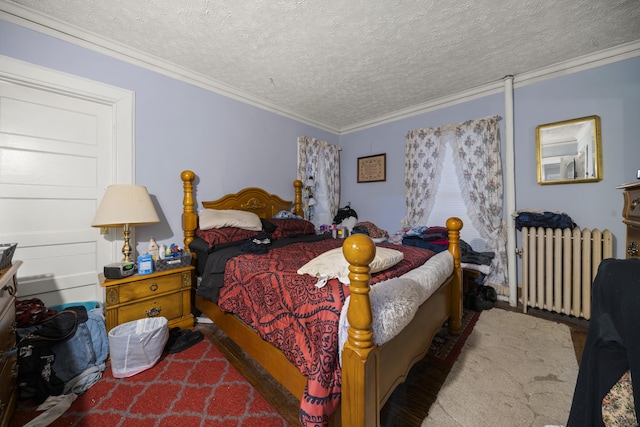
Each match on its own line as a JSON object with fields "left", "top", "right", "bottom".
{"left": 340, "top": 57, "right": 640, "bottom": 260}
{"left": 2, "top": 18, "right": 639, "bottom": 264}
{"left": 0, "top": 19, "right": 336, "bottom": 255}
{"left": 339, "top": 94, "right": 505, "bottom": 236}
{"left": 513, "top": 59, "right": 640, "bottom": 240}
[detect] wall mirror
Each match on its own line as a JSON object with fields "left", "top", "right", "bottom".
{"left": 536, "top": 115, "right": 602, "bottom": 185}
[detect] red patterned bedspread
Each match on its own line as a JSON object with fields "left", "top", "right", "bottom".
{"left": 217, "top": 238, "right": 435, "bottom": 426}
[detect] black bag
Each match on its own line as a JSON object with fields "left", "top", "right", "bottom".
{"left": 17, "top": 306, "right": 88, "bottom": 403}
{"left": 333, "top": 203, "right": 358, "bottom": 224}
{"left": 464, "top": 285, "right": 497, "bottom": 312}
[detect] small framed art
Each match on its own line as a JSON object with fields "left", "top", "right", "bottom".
{"left": 357, "top": 153, "right": 386, "bottom": 183}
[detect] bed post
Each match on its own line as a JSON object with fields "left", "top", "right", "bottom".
{"left": 293, "top": 179, "right": 304, "bottom": 217}
{"left": 341, "top": 234, "right": 378, "bottom": 427}
{"left": 181, "top": 170, "right": 197, "bottom": 257}
{"left": 446, "top": 217, "right": 463, "bottom": 335}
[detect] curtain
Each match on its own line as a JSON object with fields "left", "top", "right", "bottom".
{"left": 403, "top": 128, "right": 446, "bottom": 228}
{"left": 404, "top": 116, "right": 508, "bottom": 291}
{"left": 297, "top": 136, "right": 340, "bottom": 227}
{"left": 451, "top": 116, "right": 507, "bottom": 290}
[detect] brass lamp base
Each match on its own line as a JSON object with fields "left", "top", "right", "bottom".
{"left": 121, "top": 223, "right": 134, "bottom": 263}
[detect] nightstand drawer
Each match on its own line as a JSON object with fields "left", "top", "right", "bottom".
{"left": 101, "top": 266, "right": 194, "bottom": 333}
{"left": 117, "top": 273, "right": 184, "bottom": 304}
{"left": 117, "top": 292, "right": 185, "bottom": 325}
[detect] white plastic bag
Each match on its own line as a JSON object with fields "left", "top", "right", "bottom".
{"left": 108, "top": 317, "right": 169, "bottom": 378}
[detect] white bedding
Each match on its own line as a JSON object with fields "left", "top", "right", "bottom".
{"left": 338, "top": 250, "right": 454, "bottom": 364}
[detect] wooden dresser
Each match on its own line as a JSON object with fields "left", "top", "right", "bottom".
{"left": 100, "top": 265, "right": 194, "bottom": 332}
{"left": 0, "top": 261, "right": 21, "bottom": 427}
{"left": 618, "top": 181, "right": 640, "bottom": 259}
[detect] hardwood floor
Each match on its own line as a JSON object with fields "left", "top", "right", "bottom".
{"left": 196, "top": 302, "right": 588, "bottom": 427}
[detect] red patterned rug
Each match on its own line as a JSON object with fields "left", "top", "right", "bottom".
{"left": 10, "top": 338, "right": 288, "bottom": 427}
{"left": 426, "top": 309, "right": 481, "bottom": 367}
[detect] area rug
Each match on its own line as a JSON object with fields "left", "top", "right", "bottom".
{"left": 422, "top": 309, "right": 579, "bottom": 427}
{"left": 10, "top": 338, "right": 288, "bottom": 427}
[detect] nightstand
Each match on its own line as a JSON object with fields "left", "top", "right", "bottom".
{"left": 462, "top": 267, "right": 483, "bottom": 294}
{"left": 99, "top": 266, "right": 194, "bottom": 332}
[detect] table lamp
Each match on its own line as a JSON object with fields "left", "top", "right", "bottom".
{"left": 91, "top": 184, "right": 160, "bottom": 262}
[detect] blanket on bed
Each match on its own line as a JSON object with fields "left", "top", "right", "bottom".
{"left": 215, "top": 239, "right": 435, "bottom": 426}
{"left": 196, "top": 233, "right": 332, "bottom": 302}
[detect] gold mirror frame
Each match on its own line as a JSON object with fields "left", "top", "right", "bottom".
{"left": 536, "top": 115, "right": 602, "bottom": 185}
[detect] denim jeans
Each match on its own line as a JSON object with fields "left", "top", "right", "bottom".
{"left": 52, "top": 309, "right": 108, "bottom": 393}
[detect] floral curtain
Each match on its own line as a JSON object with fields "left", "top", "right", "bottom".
{"left": 451, "top": 116, "right": 507, "bottom": 290}
{"left": 404, "top": 116, "right": 508, "bottom": 291}
{"left": 297, "top": 136, "right": 340, "bottom": 227}
{"left": 403, "top": 128, "right": 445, "bottom": 228}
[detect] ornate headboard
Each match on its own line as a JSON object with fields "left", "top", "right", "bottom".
{"left": 180, "top": 170, "right": 304, "bottom": 253}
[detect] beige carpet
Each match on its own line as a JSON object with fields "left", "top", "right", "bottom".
{"left": 423, "top": 308, "right": 578, "bottom": 427}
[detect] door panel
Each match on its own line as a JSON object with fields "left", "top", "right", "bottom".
{"left": 0, "top": 57, "right": 134, "bottom": 307}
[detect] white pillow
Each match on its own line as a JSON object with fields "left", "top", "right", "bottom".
{"left": 198, "top": 209, "right": 262, "bottom": 231}
{"left": 297, "top": 246, "right": 404, "bottom": 285}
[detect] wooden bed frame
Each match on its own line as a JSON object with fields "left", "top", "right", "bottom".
{"left": 180, "top": 170, "right": 463, "bottom": 426}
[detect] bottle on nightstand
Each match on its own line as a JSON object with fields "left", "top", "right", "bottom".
{"left": 148, "top": 238, "right": 159, "bottom": 260}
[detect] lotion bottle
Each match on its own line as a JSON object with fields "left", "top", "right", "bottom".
{"left": 148, "top": 238, "right": 159, "bottom": 261}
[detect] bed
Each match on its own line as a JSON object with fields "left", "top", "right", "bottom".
{"left": 180, "top": 170, "right": 463, "bottom": 426}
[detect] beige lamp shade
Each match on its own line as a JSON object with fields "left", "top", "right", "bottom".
{"left": 92, "top": 185, "right": 160, "bottom": 262}
{"left": 92, "top": 185, "right": 160, "bottom": 227}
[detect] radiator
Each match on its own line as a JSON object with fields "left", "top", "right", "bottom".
{"left": 520, "top": 227, "right": 613, "bottom": 320}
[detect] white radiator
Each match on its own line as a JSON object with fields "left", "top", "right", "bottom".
{"left": 520, "top": 227, "right": 613, "bottom": 320}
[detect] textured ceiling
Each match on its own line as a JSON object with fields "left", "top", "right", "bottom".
{"left": 3, "top": 0, "right": 640, "bottom": 132}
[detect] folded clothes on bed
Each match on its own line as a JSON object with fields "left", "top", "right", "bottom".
{"left": 403, "top": 225, "right": 447, "bottom": 238}
{"left": 402, "top": 237, "right": 494, "bottom": 266}
{"left": 459, "top": 240, "right": 494, "bottom": 266}
{"left": 402, "top": 237, "right": 449, "bottom": 253}
{"left": 460, "top": 262, "right": 491, "bottom": 275}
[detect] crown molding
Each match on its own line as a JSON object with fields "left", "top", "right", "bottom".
{"left": 2, "top": 0, "right": 638, "bottom": 136}
{"left": 0, "top": 1, "right": 338, "bottom": 134}
{"left": 342, "top": 40, "right": 640, "bottom": 134}
{"left": 340, "top": 82, "right": 506, "bottom": 134}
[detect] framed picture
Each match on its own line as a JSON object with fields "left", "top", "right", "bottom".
{"left": 357, "top": 153, "right": 386, "bottom": 183}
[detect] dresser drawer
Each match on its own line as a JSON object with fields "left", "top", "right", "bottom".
{"left": 0, "top": 341, "right": 17, "bottom": 426}
{"left": 0, "top": 299, "right": 15, "bottom": 359}
{"left": 116, "top": 291, "right": 186, "bottom": 325}
{"left": 622, "top": 186, "right": 640, "bottom": 222}
{"left": 626, "top": 223, "right": 640, "bottom": 259}
{"left": 116, "top": 273, "right": 185, "bottom": 304}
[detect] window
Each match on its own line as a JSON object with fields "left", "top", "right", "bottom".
{"left": 425, "top": 145, "right": 487, "bottom": 252}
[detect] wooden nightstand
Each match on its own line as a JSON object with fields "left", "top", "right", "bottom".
{"left": 462, "top": 267, "right": 483, "bottom": 294}
{"left": 99, "top": 266, "right": 194, "bottom": 332}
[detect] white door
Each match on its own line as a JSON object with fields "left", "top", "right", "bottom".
{"left": 0, "top": 56, "right": 134, "bottom": 307}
